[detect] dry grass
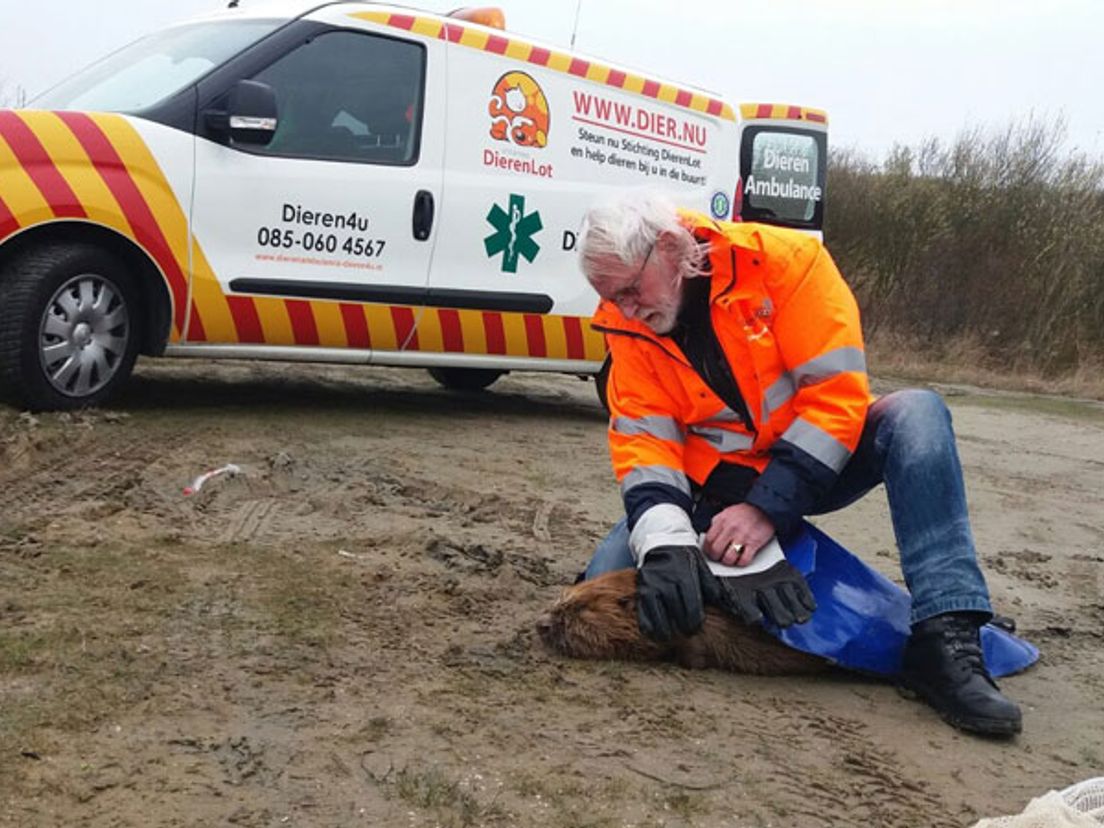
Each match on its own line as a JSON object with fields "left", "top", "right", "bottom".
{"left": 866, "top": 331, "right": 1104, "bottom": 401}
{"left": 828, "top": 116, "right": 1104, "bottom": 378}
{"left": 385, "top": 763, "right": 509, "bottom": 827}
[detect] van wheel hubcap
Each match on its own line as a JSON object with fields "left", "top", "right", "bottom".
{"left": 38, "top": 274, "right": 130, "bottom": 398}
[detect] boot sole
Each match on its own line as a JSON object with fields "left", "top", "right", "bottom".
{"left": 896, "top": 683, "right": 1022, "bottom": 737}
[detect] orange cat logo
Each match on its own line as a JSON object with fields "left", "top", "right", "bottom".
{"left": 488, "top": 71, "right": 549, "bottom": 148}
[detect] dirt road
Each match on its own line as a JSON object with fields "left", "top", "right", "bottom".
{"left": 2, "top": 360, "right": 1103, "bottom": 827}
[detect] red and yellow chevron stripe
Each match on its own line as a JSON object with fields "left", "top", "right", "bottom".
{"left": 0, "top": 194, "right": 17, "bottom": 238}
{"left": 0, "top": 110, "right": 197, "bottom": 341}
{"left": 414, "top": 306, "right": 604, "bottom": 360}
{"left": 0, "top": 110, "right": 605, "bottom": 361}
{"left": 740, "top": 103, "right": 828, "bottom": 124}
{"left": 202, "top": 292, "right": 605, "bottom": 361}
{"left": 350, "top": 11, "right": 735, "bottom": 122}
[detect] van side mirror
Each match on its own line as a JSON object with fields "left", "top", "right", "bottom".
{"left": 205, "top": 79, "right": 278, "bottom": 145}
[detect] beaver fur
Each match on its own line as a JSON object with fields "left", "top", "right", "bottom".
{"left": 537, "top": 568, "right": 827, "bottom": 675}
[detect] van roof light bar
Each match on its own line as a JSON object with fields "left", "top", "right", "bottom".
{"left": 446, "top": 7, "right": 506, "bottom": 30}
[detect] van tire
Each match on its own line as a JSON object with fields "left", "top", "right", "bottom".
{"left": 427, "top": 367, "right": 504, "bottom": 392}
{"left": 595, "top": 355, "right": 611, "bottom": 413}
{"left": 0, "top": 243, "right": 141, "bottom": 411}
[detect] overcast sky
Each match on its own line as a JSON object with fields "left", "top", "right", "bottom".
{"left": 1, "top": 0, "right": 1101, "bottom": 159}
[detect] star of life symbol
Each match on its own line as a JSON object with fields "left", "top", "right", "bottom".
{"left": 484, "top": 194, "right": 543, "bottom": 273}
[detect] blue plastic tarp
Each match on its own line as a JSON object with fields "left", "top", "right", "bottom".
{"left": 769, "top": 522, "right": 1038, "bottom": 678}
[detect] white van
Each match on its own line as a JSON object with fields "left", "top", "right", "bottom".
{"left": 0, "top": 2, "right": 828, "bottom": 410}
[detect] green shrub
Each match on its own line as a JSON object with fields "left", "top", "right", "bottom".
{"left": 826, "top": 116, "right": 1104, "bottom": 373}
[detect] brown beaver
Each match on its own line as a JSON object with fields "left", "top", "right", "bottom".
{"left": 536, "top": 568, "right": 827, "bottom": 675}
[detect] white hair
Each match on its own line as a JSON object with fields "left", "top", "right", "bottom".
{"left": 578, "top": 190, "right": 706, "bottom": 284}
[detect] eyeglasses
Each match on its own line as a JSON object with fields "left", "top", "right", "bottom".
{"left": 609, "top": 241, "right": 655, "bottom": 307}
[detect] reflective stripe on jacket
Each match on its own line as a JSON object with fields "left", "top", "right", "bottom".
{"left": 592, "top": 215, "right": 871, "bottom": 560}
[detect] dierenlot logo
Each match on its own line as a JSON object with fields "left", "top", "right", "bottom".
{"left": 488, "top": 71, "right": 550, "bottom": 148}
{"left": 484, "top": 194, "right": 543, "bottom": 274}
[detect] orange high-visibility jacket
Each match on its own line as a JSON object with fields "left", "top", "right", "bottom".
{"left": 591, "top": 215, "right": 870, "bottom": 561}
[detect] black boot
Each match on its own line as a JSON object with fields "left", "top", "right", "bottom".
{"left": 898, "top": 613, "right": 1022, "bottom": 736}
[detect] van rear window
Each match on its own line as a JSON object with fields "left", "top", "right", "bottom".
{"left": 739, "top": 126, "right": 826, "bottom": 229}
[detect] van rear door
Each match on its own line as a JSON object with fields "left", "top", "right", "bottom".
{"left": 737, "top": 106, "right": 827, "bottom": 234}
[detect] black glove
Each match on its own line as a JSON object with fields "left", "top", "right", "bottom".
{"left": 705, "top": 560, "right": 816, "bottom": 628}
{"left": 636, "top": 545, "right": 708, "bottom": 641}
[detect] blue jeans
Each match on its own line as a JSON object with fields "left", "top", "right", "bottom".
{"left": 585, "top": 389, "right": 993, "bottom": 624}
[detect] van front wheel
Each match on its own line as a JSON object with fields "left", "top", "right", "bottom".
{"left": 0, "top": 243, "right": 141, "bottom": 411}
{"left": 427, "top": 367, "right": 505, "bottom": 392}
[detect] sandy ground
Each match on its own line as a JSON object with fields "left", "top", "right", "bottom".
{"left": 2, "top": 359, "right": 1103, "bottom": 827}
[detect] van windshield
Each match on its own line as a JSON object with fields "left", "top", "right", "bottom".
{"left": 34, "top": 20, "right": 283, "bottom": 113}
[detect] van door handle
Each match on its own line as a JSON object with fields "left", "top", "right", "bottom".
{"left": 412, "top": 190, "right": 435, "bottom": 241}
